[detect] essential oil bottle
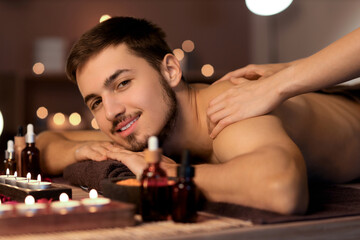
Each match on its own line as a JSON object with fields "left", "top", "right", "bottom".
{"left": 14, "top": 126, "right": 26, "bottom": 175}
{"left": 140, "top": 136, "right": 170, "bottom": 222}
{"left": 4, "top": 140, "right": 16, "bottom": 175}
{"left": 20, "top": 124, "right": 40, "bottom": 177}
{"left": 172, "top": 149, "right": 198, "bottom": 223}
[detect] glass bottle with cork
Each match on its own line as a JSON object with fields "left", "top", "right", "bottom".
{"left": 171, "top": 149, "right": 198, "bottom": 223}
{"left": 140, "top": 136, "right": 170, "bottom": 222}
{"left": 20, "top": 124, "right": 40, "bottom": 177}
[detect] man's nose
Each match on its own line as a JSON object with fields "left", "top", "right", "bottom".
{"left": 102, "top": 93, "right": 125, "bottom": 120}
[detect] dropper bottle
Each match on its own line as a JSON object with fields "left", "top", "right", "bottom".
{"left": 14, "top": 126, "right": 26, "bottom": 175}
{"left": 20, "top": 124, "right": 40, "bottom": 177}
{"left": 4, "top": 140, "right": 16, "bottom": 175}
{"left": 172, "top": 149, "right": 198, "bottom": 223}
{"left": 140, "top": 136, "right": 170, "bottom": 222}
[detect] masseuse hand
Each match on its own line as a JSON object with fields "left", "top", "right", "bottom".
{"left": 74, "top": 141, "right": 114, "bottom": 162}
{"left": 207, "top": 63, "right": 291, "bottom": 139}
{"left": 106, "top": 145, "right": 177, "bottom": 177}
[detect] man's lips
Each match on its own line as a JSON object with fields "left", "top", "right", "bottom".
{"left": 114, "top": 115, "right": 140, "bottom": 133}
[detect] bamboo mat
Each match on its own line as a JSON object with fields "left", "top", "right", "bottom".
{"left": 0, "top": 213, "right": 251, "bottom": 240}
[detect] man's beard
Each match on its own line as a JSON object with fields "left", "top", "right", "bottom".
{"left": 118, "top": 75, "right": 177, "bottom": 152}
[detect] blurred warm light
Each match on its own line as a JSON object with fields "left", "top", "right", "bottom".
{"left": 25, "top": 195, "right": 35, "bottom": 205}
{"left": 173, "top": 48, "right": 184, "bottom": 61}
{"left": 245, "top": 0, "right": 293, "bottom": 16}
{"left": 0, "top": 111, "right": 3, "bottom": 136}
{"left": 201, "top": 64, "right": 215, "bottom": 77}
{"left": 69, "top": 112, "right": 81, "bottom": 126}
{"left": 36, "top": 106, "right": 48, "bottom": 119}
{"left": 59, "top": 193, "right": 69, "bottom": 202}
{"left": 100, "top": 14, "right": 111, "bottom": 23}
{"left": 33, "top": 62, "right": 45, "bottom": 75}
{"left": 91, "top": 118, "right": 99, "bottom": 130}
{"left": 182, "top": 40, "right": 195, "bottom": 53}
{"left": 53, "top": 112, "right": 65, "bottom": 125}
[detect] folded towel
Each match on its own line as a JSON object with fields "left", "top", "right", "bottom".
{"left": 63, "top": 160, "right": 135, "bottom": 192}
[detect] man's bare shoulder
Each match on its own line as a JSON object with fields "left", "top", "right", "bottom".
{"left": 212, "top": 114, "right": 300, "bottom": 163}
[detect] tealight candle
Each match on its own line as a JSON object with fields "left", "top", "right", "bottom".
{"left": 0, "top": 200, "right": 13, "bottom": 216}
{"left": 27, "top": 174, "right": 51, "bottom": 190}
{"left": 51, "top": 193, "right": 80, "bottom": 214}
{"left": 0, "top": 169, "right": 12, "bottom": 183}
{"left": 16, "top": 195, "right": 46, "bottom": 217}
{"left": 81, "top": 189, "right": 110, "bottom": 212}
{"left": 5, "top": 171, "right": 26, "bottom": 186}
{"left": 16, "top": 172, "right": 36, "bottom": 188}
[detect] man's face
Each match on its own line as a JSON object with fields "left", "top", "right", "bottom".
{"left": 76, "top": 44, "right": 177, "bottom": 151}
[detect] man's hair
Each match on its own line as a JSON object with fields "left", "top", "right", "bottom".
{"left": 66, "top": 16, "right": 173, "bottom": 82}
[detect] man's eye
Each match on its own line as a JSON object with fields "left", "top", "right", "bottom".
{"left": 91, "top": 99, "right": 102, "bottom": 110}
{"left": 117, "top": 80, "right": 131, "bottom": 89}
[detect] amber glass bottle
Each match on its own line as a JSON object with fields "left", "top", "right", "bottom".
{"left": 140, "top": 136, "right": 170, "bottom": 222}
{"left": 172, "top": 150, "right": 198, "bottom": 223}
{"left": 20, "top": 124, "right": 40, "bottom": 177}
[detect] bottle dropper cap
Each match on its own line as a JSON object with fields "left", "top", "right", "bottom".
{"left": 148, "top": 136, "right": 158, "bottom": 151}
{"left": 17, "top": 126, "right": 24, "bottom": 137}
{"left": 177, "top": 149, "right": 195, "bottom": 178}
{"left": 145, "top": 136, "right": 161, "bottom": 163}
{"left": 25, "top": 124, "right": 36, "bottom": 143}
{"left": 5, "top": 140, "right": 14, "bottom": 159}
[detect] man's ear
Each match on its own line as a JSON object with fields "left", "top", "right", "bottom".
{"left": 161, "top": 54, "right": 182, "bottom": 87}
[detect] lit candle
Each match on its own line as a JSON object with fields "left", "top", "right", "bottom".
{"left": 27, "top": 174, "right": 51, "bottom": 190}
{"left": 5, "top": 171, "right": 26, "bottom": 186}
{"left": 81, "top": 189, "right": 110, "bottom": 212}
{"left": 16, "top": 172, "right": 37, "bottom": 188}
{"left": 51, "top": 193, "right": 80, "bottom": 214}
{"left": 0, "top": 169, "right": 11, "bottom": 183}
{"left": 16, "top": 195, "right": 46, "bottom": 217}
{"left": 0, "top": 200, "right": 13, "bottom": 216}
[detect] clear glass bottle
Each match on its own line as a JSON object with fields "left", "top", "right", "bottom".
{"left": 140, "top": 136, "right": 170, "bottom": 222}
{"left": 20, "top": 124, "right": 40, "bottom": 177}
{"left": 172, "top": 149, "right": 198, "bottom": 223}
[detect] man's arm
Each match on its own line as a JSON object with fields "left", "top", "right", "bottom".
{"left": 194, "top": 115, "right": 308, "bottom": 215}
{"left": 37, "top": 130, "right": 113, "bottom": 175}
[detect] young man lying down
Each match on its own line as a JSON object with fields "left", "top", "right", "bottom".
{"left": 37, "top": 17, "right": 360, "bottom": 215}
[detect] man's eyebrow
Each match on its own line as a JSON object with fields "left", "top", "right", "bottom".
{"left": 104, "top": 69, "right": 131, "bottom": 88}
{"left": 83, "top": 69, "right": 132, "bottom": 105}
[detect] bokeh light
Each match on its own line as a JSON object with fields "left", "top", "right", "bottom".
{"left": 182, "top": 40, "right": 195, "bottom": 53}
{"left": 201, "top": 64, "right": 215, "bottom": 77}
{"left": 53, "top": 112, "right": 65, "bottom": 125}
{"left": 91, "top": 118, "right": 99, "bottom": 130}
{"left": 33, "top": 62, "right": 45, "bottom": 75}
{"left": 36, "top": 106, "right": 48, "bottom": 119}
{"left": 69, "top": 112, "right": 81, "bottom": 126}
{"left": 99, "top": 14, "right": 111, "bottom": 23}
{"left": 173, "top": 48, "right": 185, "bottom": 61}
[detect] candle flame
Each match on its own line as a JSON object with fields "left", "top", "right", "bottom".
{"left": 6, "top": 168, "right": 9, "bottom": 176}
{"left": 89, "top": 189, "right": 98, "bottom": 199}
{"left": 26, "top": 172, "right": 31, "bottom": 182}
{"left": 25, "top": 195, "right": 35, "bottom": 205}
{"left": 14, "top": 171, "right": 17, "bottom": 178}
{"left": 59, "top": 193, "right": 69, "bottom": 202}
{"left": 37, "top": 174, "right": 41, "bottom": 183}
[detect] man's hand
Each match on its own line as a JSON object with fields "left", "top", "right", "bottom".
{"left": 74, "top": 141, "right": 114, "bottom": 162}
{"left": 106, "top": 145, "right": 177, "bottom": 177}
